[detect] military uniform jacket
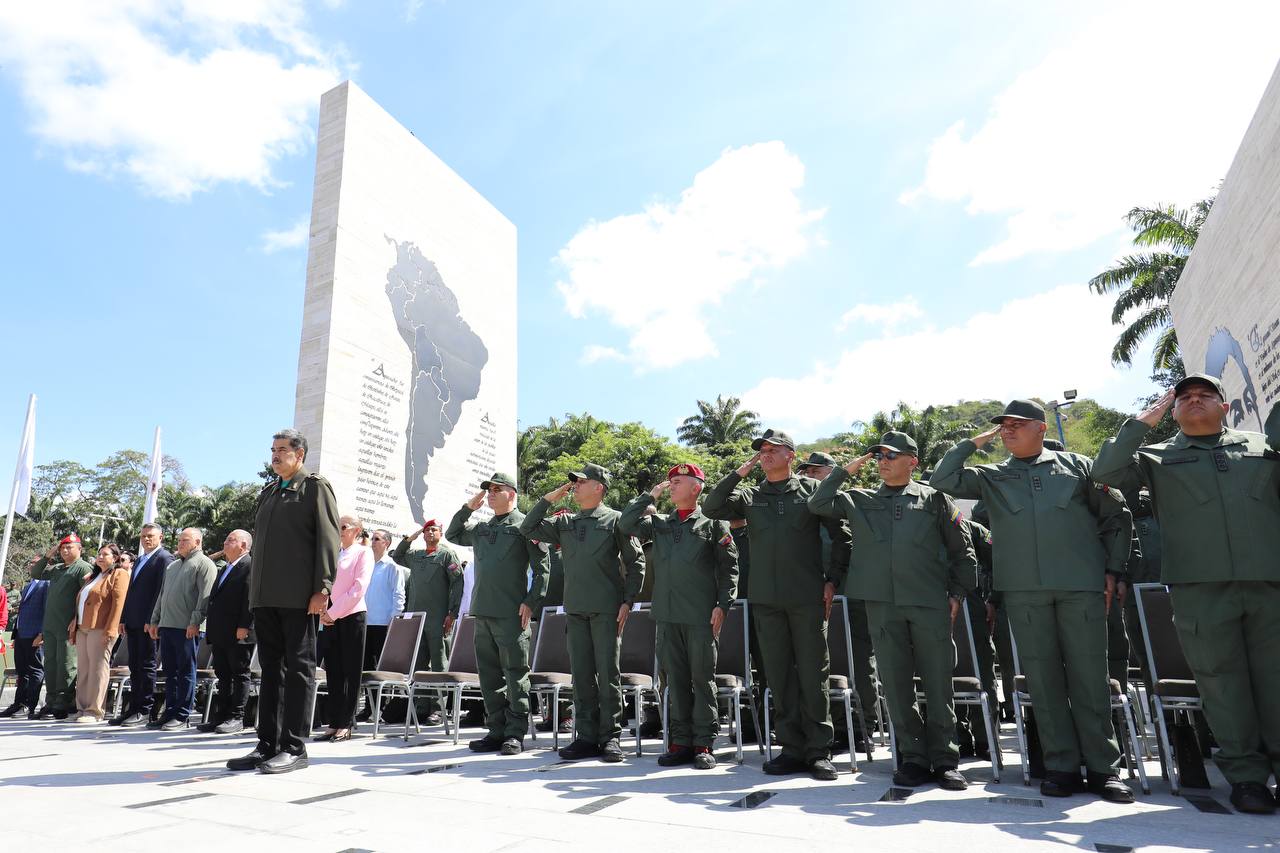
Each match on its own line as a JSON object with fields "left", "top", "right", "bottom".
{"left": 1093, "top": 418, "right": 1280, "bottom": 584}
{"left": 250, "top": 466, "right": 340, "bottom": 609}
{"left": 701, "top": 471, "right": 851, "bottom": 607}
{"left": 447, "top": 505, "right": 549, "bottom": 619}
{"left": 31, "top": 556, "right": 92, "bottom": 634}
{"left": 520, "top": 499, "right": 645, "bottom": 615}
{"left": 932, "top": 440, "right": 1131, "bottom": 592}
{"left": 809, "top": 471, "right": 977, "bottom": 608}
{"left": 619, "top": 496, "right": 739, "bottom": 624}
{"left": 392, "top": 540, "right": 465, "bottom": 621}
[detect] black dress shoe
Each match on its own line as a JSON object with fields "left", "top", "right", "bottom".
{"left": 145, "top": 717, "right": 165, "bottom": 730}
{"left": 1040, "top": 770, "right": 1085, "bottom": 798}
{"left": 809, "top": 758, "right": 838, "bottom": 781}
{"left": 33, "top": 707, "right": 56, "bottom": 721}
{"left": 1230, "top": 781, "right": 1277, "bottom": 815}
{"left": 935, "top": 767, "right": 969, "bottom": 791}
{"left": 600, "top": 738, "right": 624, "bottom": 763}
{"left": 469, "top": 735, "right": 504, "bottom": 753}
{"left": 500, "top": 738, "right": 523, "bottom": 756}
{"left": 227, "top": 749, "right": 274, "bottom": 771}
{"left": 215, "top": 719, "right": 245, "bottom": 735}
{"left": 53, "top": 710, "right": 69, "bottom": 720}
{"left": 0, "top": 704, "right": 27, "bottom": 718}
{"left": 762, "top": 754, "right": 808, "bottom": 776}
{"left": 1086, "top": 771, "right": 1134, "bottom": 803}
{"left": 312, "top": 729, "right": 337, "bottom": 742}
{"left": 658, "top": 746, "right": 696, "bottom": 767}
{"left": 259, "top": 751, "right": 309, "bottom": 774}
{"left": 196, "top": 721, "right": 220, "bottom": 733}
{"left": 892, "top": 762, "right": 933, "bottom": 787}
{"left": 558, "top": 739, "right": 602, "bottom": 761}
{"left": 118, "top": 713, "right": 147, "bottom": 728}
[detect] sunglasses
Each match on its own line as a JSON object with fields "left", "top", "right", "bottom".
{"left": 340, "top": 523, "right": 359, "bottom": 531}
{"left": 872, "top": 450, "right": 904, "bottom": 461}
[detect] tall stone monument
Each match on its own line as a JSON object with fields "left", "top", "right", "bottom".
{"left": 293, "top": 82, "right": 515, "bottom": 533}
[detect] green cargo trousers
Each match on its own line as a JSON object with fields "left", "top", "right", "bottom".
{"left": 753, "top": 603, "right": 833, "bottom": 762}
{"left": 1004, "top": 589, "right": 1121, "bottom": 775}
{"left": 1170, "top": 581, "right": 1280, "bottom": 785}
{"left": 657, "top": 621, "right": 718, "bottom": 748}
{"left": 866, "top": 601, "right": 960, "bottom": 770}
{"left": 566, "top": 612, "right": 623, "bottom": 745}
{"left": 846, "top": 598, "right": 880, "bottom": 731}
{"left": 43, "top": 637, "right": 76, "bottom": 712}
{"left": 474, "top": 615, "right": 532, "bottom": 740}
{"left": 1107, "top": 600, "right": 1130, "bottom": 690}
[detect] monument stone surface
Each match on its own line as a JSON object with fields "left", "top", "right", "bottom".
{"left": 293, "top": 81, "right": 515, "bottom": 535}
{"left": 1171, "top": 59, "right": 1280, "bottom": 430}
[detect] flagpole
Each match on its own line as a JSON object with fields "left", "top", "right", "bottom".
{"left": 140, "top": 426, "right": 162, "bottom": 552}
{"left": 0, "top": 394, "right": 36, "bottom": 582}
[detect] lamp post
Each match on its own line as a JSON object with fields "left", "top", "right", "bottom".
{"left": 1046, "top": 389, "right": 1078, "bottom": 448}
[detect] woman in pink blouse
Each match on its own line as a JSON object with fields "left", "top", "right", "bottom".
{"left": 315, "top": 513, "right": 372, "bottom": 742}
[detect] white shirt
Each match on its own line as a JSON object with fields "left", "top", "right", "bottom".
{"left": 77, "top": 574, "right": 104, "bottom": 624}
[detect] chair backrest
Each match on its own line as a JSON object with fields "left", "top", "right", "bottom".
{"left": 196, "top": 638, "right": 213, "bottom": 668}
{"left": 827, "top": 595, "right": 855, "bottom": 681}
{"left": 110, "top": 635, "right": 130, "bottom": 667}
{"left": 952, "top": 603, "right": 980, "bottom": 679}
{"left": 531, "top": 608, "right": 571, "bottom": 674}
{"left": 376, "top": 611, "right": 426, "bottom": 676}
{"left": 619, "top": 606, "right": 656, "bottom": 678}
{"left": 1133, "top": 583, "right": 1195, "bottom": 684}
{"left": 444, "top": 616, "right": 479, "bottom": 674}
{"left": 715, "top": 601, "right": 751, "bottom": 687}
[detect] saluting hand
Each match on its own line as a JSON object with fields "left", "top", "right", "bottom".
{"left": 736, "top": 452, "right": 763, "bottom": 478}
{"left": 544, "top": 482, "right": 573, "bottom": 503}
{"left": 1137, "top": 389, "right": 1175, "bottom": 428}
{"left": 972, "top": 425, "right": 1002, "bottom": 449}
{"left": 467, "top": 491, "right": 486, "bottom": 511}
{"left": 844, "top": 453, "right": 874, "bottom": 475}
{"left": 649, "top": 480, "right": 671, "bottom": 500}
{"left": 710, "top": 606, "right": 725, "bottom": 640}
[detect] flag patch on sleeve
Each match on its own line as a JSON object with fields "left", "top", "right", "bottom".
{"left": 718, "top": 533, "right": 733, "bottom": 547}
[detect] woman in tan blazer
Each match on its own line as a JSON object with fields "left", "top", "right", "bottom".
{"left": 70, "top": 543, "right": 131, "bottom": 722}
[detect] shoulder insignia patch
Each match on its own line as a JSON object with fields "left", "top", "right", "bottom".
{"left": 718, "top": 533, "right": 733, "bottom": 547}
{"left": 948, "top": 506, "right": 965, "bottom": 528}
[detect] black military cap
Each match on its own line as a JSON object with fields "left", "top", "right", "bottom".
{"left": 480, "top": 472, "right": 517, "bottom": 491}
{"left": 797, "top": 451, "right": 837, "bottom": 470}
{"left": 751, "top": 428, "right": 796, "bottom": 451}
{"left": 990, "top": 399, "right": 1046, "bottom": 424}
{"left": 1173, "top": 373, "right": 1225, "bottom": 399}
{"left": 870, "top": 431, "right": 918, "bottom": 456}
{"left": 568, "top": 463, "right": 612, "bottom": 486}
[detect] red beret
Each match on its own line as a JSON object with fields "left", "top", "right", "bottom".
{"left": 422, "top": 519, "right": 440, "bottom": 530}
{"left": 59, "top": 533, "right": 81, "bottom": 545}
{"left": 667, "top": 463, "right": 706, "bottom": 481}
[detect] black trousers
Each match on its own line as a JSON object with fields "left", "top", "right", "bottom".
{"left": 325, "top": 612, "right": 366, "bottom": 729}
{"left": 124, "top": 626, "right": 158, "bottom": 715}
{"left": 254, "top": 607, "right": 317, "bottom": 756}
{"left": 363, "top": 624, "right": 389, "bottom": 671}
{"left": 13, "top": 635, "right": 44, "bottom": 708}
{"left": 211, "top": 642, "right": 254, "bottom": 721}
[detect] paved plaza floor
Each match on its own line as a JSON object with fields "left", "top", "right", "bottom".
{"left": 0, "top": 715, "right": 1273, "bottom": 852}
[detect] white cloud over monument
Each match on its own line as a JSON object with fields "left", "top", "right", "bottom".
{"left": 554, "top": 141, "right": 825, "bottom": 370}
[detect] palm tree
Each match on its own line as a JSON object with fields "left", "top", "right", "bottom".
{"left": 838, "top": 402, "right": 979, "bottom": 471}
{"left": 677, "top": 396, "right": 761, "bottom": 446}
{"left": 1088, "top": 197, "right": 1213, "bottom": 371}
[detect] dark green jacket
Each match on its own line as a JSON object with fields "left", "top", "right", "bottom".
{"left": 619, "top": 496, "right": 738, "bottom": 624}
{"left": 966, "top": 519, "right": 995, "bottom": 601}
{"left": 701, "top": 471, "right": 851, "bottom": 607}
{"left": 447, "top": 505, "right": 549, "bottom": 619}
{"left": 932, "top": 441, "right": 1131, "bottom": 592}
{"left": 31, "top": 556, "right": 92, "bottom": 634}
{"left": 393, "top": 540, "right": 465, "bottom": 621}
{"left": 250, "top": 467, "right": 340, "bottom": 609}
{"left": 809, "top": 471, "right": 976, "bottom": 608}
{"left": 520, "top": 499, "right": 645, "bottom": 614}
{"left": 1093, "top": 417, "right": 1280, "bottom": 584}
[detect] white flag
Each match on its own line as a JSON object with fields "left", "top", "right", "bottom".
{"left": 143, "top": 426, "right": 162, "bottom": 525}
{"left": 12, "top": 395, "right": 35, "bottom": 516}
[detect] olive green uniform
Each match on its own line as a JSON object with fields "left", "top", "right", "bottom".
{"left": 702, "top": 472, "right": 851, "bottom": 762}
{"left": 810, "top": 472, "right": 977, "bottom": 769}
{"left": 933, "top": 441, "right": 1130, "bottom": 775}
{"left": 31, "top": 556, "right": 92, "bottom": 713}
{"left": 520, "top": 500, "right": 645, "bottom": 745}
{"left": 1094, "top": 414, "right": 1280, "bottom": 786}
{"left": 392, "top": 539, "right": 465, "bottom": 672}
{"left": 620, "top": 496, "right": 738, "bottom": 748}
{"left": 446, "top": 506, "right": 549, "bottom": 739}
{"left": 823, "top": 525, "right": 880, "bottom": 736}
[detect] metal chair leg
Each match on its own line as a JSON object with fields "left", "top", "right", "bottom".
{"left": 980, "top": 694, "right": 1001, "bottom": 782}
{"left": 762, "top": 687, "right": 773, "bottom": 762}
{"left": 1153, "top": 698, "right": 1180, "bottom": 794}
{"left": 1012, "top": 694, "right": 1030, "bottom": 786}
{"left": 842, "top": 694, "right": 858, "bottom": 774}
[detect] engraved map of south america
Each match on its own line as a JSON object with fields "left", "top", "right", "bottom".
{"left": 385, "top": 237, "right": 489, "bottom": 522}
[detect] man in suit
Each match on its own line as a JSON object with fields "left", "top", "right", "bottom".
{"left": 109, "top": 523, "right": 172, "bottom": 726}
{"left": 0, "top": 576, "right": 49, "bottom": 718}
{"left": 198, "top": 529, "right": 254, "bottom": 734}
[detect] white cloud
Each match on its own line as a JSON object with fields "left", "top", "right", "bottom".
{"left": 261, "top": 218, "right": 309, "bottom": 253}
{"left": 901, "top": 3, "right": 1280, "bottom": 265}
{"left": 554, "top": 142, "right": 825, "bottom": 370}
{"left": 835, "top": 297, "right": 924, "bottom": 332}
{"left": 579, "top": 344, "right": 625, "bottom": 365}
{"left": 0, "top": 1, "right": 346, "bottom": 199}
{"left": 742, "top": 284, "right": 1135, "bottom": 433}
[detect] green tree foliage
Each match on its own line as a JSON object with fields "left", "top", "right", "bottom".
{"left": 677, "top": 396, "right": 760, "bottom": 446}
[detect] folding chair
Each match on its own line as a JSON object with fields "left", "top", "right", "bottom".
{"left": 528, "top": 608, "right": 573, "bottom": 750}
{"left": 618, "top": 605, "right": 658, "bottom": 756}
{"left": 948, "top": 604, "right": 1002, "bottom": 781}
{"left": 1009, "top": 626, "right": 1149, "bottom": 793}
{"left": 195, "top": 639, "right": 218, "bottom": 723}
{"left": 105, "top": 636, "right": 130, "bottom": 717}
{"left": 411, "top": 616, "right": 480, "bottom": 745}
{"left": 359, "top": 611, "right": 426, "bottom": 740}
{"left": 1133, "top": 583, "right": 1203, "bottom": 794}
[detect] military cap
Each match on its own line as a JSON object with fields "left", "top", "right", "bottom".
{"left": 1173, "top": 372, "right": 1225, "bottom": 399}
{"left": 870, "top": 431, "right": 918, "bottom": 456}
{"left": 797, "top": 451, "right": 837, "bottom": 470}
{"left": 751, "top": 428, "right": 796, "bottom": 451}
{"left": 568, "top": 462, "right": 612, "bottom": 486}
{"left": 422, "top": 519, "right": 441, "bottom": 530}
{"left": 59, "top": 533, "right": 81, "bottom": 545}
{"left": 1042, "top": 438, "right": 1065, "bottom": 451}
{"left": 480, "top": 472, "right": 517, "bottom": 491}
{"left": 667, "top": 462, "right": 706, "bottom": 481}
{"left": 990, "top": 399, "right": 1046, "bottom": 424}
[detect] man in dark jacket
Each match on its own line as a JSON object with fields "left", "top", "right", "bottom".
{"left": 199, "top": 529, "right": 254, "bottom": 734}
{"left": 227, "top": 429, "right": 338, "bottom": 775}
{"left": 0, "top": 576, "right": 48, "bottom": 718}
{"left": 110, "top": 523, "right": 172, "bottom": 726}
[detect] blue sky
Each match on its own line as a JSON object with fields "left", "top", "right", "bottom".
{"left": 1, "top": 1, "right": 1277, "bottom": 495}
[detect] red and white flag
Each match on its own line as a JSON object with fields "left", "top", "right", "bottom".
{"left": 143, "top": 426, "right": 162, "bottom": 525}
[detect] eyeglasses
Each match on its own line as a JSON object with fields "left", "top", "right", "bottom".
{"left": 340, "top": 523, "right": 358, "bottom": 531}
{"left": 998, "top": 419, "right": 1038, "bottom": 431}
{"left": 873, "top": 450, "right": 904, "bottom": 461}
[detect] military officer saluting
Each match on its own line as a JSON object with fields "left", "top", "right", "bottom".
{"left": 393, "top": 519, "right": 465, "bottom": 724}
{"left": 932, "top": 400, "right": 1135, "bottom": 802}
{"left": 521, "top": 463, "right": 645, "bottom": 762}
{"left": 30, "top": 535, "right": 93, "bottom": 719}
{"left": 703, "top": 429, "right": 851, "bottom": 781}
{"left": 1094, "top": 375, "right": 1280, "bottom": 815}
{"left": 446, "top": 473, "right": 550, "bottom": 756}
{"left": 620, "top": 463, "right": 738, "bottom": 769}
{"left": 810, "top": 432, "right": 977, "bottom": 789}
